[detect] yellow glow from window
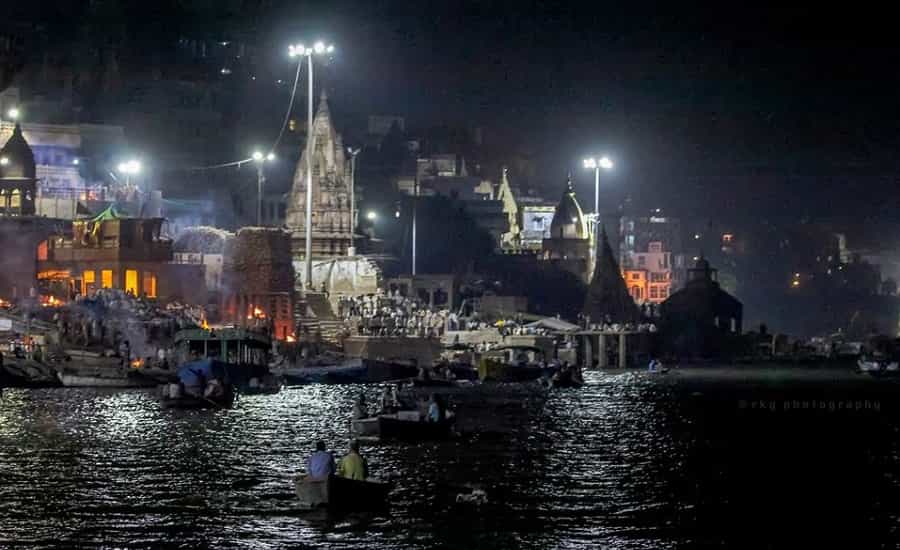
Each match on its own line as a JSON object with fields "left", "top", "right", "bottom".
{"left": 83, "top": 270, "right": 96, "bottom": 296}
{"left": 125, "top": 269, "right": 138, "bottom": 295}
{"left": 101, "top": 270, "right": 113, "bottom": 289}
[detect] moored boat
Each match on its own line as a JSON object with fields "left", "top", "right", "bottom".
{"left": 478, "top": 345, "right": 553, "bottom": 382}
{"left": 57, "top": 369, "right": 157, "bottom": 388}
{"left": 857, "top": 358, "right": 900, "bottom": 375}
{"left": 294, "top": 474, "right": 391, "bottom": 511}
{"left": 157, "top": 359, "right": 236, "bottom": 409}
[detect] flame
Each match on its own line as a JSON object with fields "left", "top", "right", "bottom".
{"left": 247, "top": 305, "right": 266, "bottom": 320}
{"left": 40, "top": 295, "right": 62, "bottom": 307}
{"left": 0, "top": 297, "right": 10, "bottom": 308}
{"left": 131, "top": 358, "right": 143, "bottom": 368}
{"left": 201, "top": 316, "right": 209, "bottom": 330}
{"left": 286, "top": 334, "right": 296, "bottom": 343}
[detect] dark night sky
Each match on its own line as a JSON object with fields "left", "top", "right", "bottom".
{"left": 266, "top": 3, "right": 900, "bottom": 223}
{"left": 9, "top": 2, "right": 900, "bottom": 237}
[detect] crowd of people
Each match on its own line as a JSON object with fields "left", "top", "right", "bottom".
{"left": 49, "top": 289, "right": 201, "bottom": 366}
{"left": 337, "top": 292, "right": 449, "bottom": 338}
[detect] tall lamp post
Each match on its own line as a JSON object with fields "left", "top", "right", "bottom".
{"left": 117, "top": 159, "right": 142, "bottom": 190}
{"left": 346, "top": 147, "right": 360, "bottom": 255}
{"left": 582, "top": 156, "right": 613, "bottom": 238}
{"left": 252, "top": 150, "right": 275, "bottom": 226}
{"left": 289, "top": 40, "right": 335, "bottom": 290}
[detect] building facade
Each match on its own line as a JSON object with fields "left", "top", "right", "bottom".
{"left": 37, "top": 208, "right": 202, "bottom": 303}
{"left": 285, "top": 92, "right": 353, "bottom": 259}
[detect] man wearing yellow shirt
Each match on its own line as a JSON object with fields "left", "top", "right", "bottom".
{"left": 337, "top": 439, "right": 368, "bottom": 480}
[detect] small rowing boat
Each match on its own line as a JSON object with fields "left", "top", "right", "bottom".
{"left": 352, "top": 410, "right": 456, "bottom": 441}
{"left": 294, "top": 474, "right": 391, "bottom": 511}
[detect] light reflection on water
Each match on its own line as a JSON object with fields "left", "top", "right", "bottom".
{"left": 1, "top": 368, "right": 899, "bottom": 549}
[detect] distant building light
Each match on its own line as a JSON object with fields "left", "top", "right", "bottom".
{"left": 72, "top": 158, "right": 80, "bottom": 165}
{"left": 794, "top": 272, "right": 800, "bottom": 278}
{"left": 366, "top": 211, "right": 378, "bottom": 220}
{"left": 571, "top": 217, "right": 578, "bottom": 224}
{"left": 6, "top": 107, "right": 19, "bottom": 120}
{"left": 0, "top": 157, "right": 8, "bottom": 166}
{"left": 791, "top": 280, "right": 800, "bottom": 287}
{"left": 220, "top": 68, "right": 232, "bottom": 75}
{"left": 277, "top": 79, "right": 283, "bottom": 84}
{"left": 694, "top": 233, "right": 701, "bottom": 240}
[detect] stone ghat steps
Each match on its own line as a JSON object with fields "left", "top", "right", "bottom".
{"left": 294, "top": 291, "right": 343, "bottom": 345}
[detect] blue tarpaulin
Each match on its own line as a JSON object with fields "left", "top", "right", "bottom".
{"left": 177, "top": 359, "right": 227, "bottom": 386}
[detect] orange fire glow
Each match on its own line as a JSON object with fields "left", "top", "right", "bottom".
{"left": 286, "top": 334, "right": 296, "bottom": 343}
{"left": 0, "top": 297, "right": 10, "bottom": 308}
{"left": 40, "top": 295, "right": 62, "bottom": 307}
{"left": 131, "top": 358, "right": 143, "bottom": 368}
{"left": 247, "top": 305, "right": 266, "bottom": 320}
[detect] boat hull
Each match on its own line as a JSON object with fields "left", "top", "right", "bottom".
{"left": 58, "top": 372, "right": 157, "bottom": 388}
{"left": 353, "top": 412, "right": 455, "bottom": 441}
{"left": 295, "top": 474, "right": 390, "bottom": 511}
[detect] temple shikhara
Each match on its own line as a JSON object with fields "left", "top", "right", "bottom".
{"left": 285, "top": 91, "right": 353, "bottom": 259}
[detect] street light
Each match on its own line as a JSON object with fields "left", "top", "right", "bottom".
{"left": 288, "top": 39, "right": 335, "bottom": 289}
{"left": 347, "top": 147, "right": 361, "bottom": 254}
{"left": 117, "top": 159, "right": 142, "bottom": 189}
{"left": 6, "top": 108, "right": 19, "bottom": 121}
{"left": 366, "top": 211, "right": 377, "bottom": 221}
{"left": 252, "top": 150, "right": 275, "bottom": 226}
{"left": 583, "top": 155, "right": 614, "bottom": 238}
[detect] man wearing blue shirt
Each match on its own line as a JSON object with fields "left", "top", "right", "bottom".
{"left": 306, "top": 440, "right": 336, "bottom": 480}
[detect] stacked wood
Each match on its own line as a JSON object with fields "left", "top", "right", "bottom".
{"left": 223, "top": 228, "right": 294, "bottom": 295}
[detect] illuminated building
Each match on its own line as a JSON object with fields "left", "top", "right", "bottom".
{"left": 37, "top": 206, "right": 202, "bottom": 302}
{"left": 285, "top": 91, "right": 353, "bottom": 259}
{"left": 0, "top": 122, "right": 36, "bottom": 216}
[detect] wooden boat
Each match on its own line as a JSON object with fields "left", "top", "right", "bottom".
{"left": 279, "top": 359, "right": 366, "bottom": 385}
{"left": 159, "top": 386, "right": 236, "bottom": 409}
{"left": 57, "top": 369, "right": 157, "bottom": 388}
{"left": 858, "top": 359, "right": 900, "bottom": 375}
{"left": 352, "top": 410, "right": 456, "bottom": 440}
{"left": 158, "top": 359, "right": 236, "bottom": 409}
{"left": 478, "top": 345, "right": 554, "bottom": 382}
{"left": 294, "top": 474, "right": 391, "bottom": 511}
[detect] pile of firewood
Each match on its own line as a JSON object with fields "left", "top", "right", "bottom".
{"left": 222, "top": 227, "right": 294, "bottom": 295}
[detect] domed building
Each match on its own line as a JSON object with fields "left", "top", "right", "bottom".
{"left": 0, "top": 123, "right": 36, "bottom": 216}
{"left": 659, "top": 257, "right": 743, "bottom": 358}
{"left": 542, "top": 176, "right": 592, "bottom": 281}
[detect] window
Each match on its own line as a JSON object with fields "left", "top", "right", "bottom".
{"left": 125, "top": 269, "right": 138, "bottom": 295}
{"left": 289, "top": 119, "right": 297, "bottom": 132}
{"left": 650, "top": 286, "right": 659, "bottom": 300}
{"left": 82, "top": 270, "right": 96, "bottom": 295}
{"left": 660, "top": 286, "right": 669, "bottom": 298}
{"left": 631, "top": 273, "right": 641, "bottom": 280}
{"left": 637, "top": 255, "right": 646, "bottom": 267}
{"left": 101, "top": 270, "right": 113, "bottom": 289}
{"left": 630, "top": 286, "right": 642, "bottom": 300}
{"left": 648, "top": 242, "right": 662, "bottom": 253}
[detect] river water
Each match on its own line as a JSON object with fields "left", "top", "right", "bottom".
{"left": 1, "top": 367, "right": 899, "bottom": 549}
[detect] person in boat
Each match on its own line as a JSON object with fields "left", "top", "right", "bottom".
{"left": 380, "top": 385, "right": 398, "bottom": 414}
{"left": 337, "top": 439, "right": 369, "bottom": 481}
{"left": 204, "top": 377, "right": 226, "bottom": 400}
{"left": 427, "top": 393, "right": 445, "bottom": 423}
{"left": 306, "top": 440, "right": 336, "bottom": 481}
{"left": 352, "top": 393, "right": 368, "bottom": 419}
{"left": 417, "top": 365, "right": 431, "bottom": 382}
